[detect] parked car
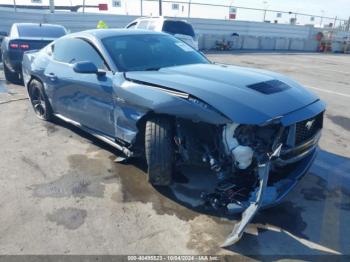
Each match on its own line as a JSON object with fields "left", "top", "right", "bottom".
{"left": 0, "top": 31, "right": 8, "bottom": 59}
{"left": 1, "top": 23, "right": 67, "bottom": 84}
{"left": 22, "top": 29, "right": 325, "bottom": 245}
{"left": 125, "top": 17, "right": 199, "bottom": 49}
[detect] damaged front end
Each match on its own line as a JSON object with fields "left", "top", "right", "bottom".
{"left": 174, "top": 111, "right": 323, "bottom": 246}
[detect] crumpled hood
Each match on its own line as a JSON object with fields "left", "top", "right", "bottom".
{"left": 125, "top": 63, "right": 319, "bottom": 124}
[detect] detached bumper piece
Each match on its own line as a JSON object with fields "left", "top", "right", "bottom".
{"left": 222, "top": 144, "right": 282, "bottom": 247}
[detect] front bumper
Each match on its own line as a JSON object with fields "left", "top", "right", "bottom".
{"left": 227, "top": 145, "right": 318, "bottom": 214}
{"left": 261, "top": 147, "right": 318, "bottom": 209}
{"left": 222, "top": 146, "right": 318, "bottom": 246}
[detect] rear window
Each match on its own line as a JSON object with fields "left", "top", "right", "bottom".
{"left": 17, "top": 25, "right": 66, "bottom": 38}
{"left": 162, "top": 21, "right": 195, "bottom": 37}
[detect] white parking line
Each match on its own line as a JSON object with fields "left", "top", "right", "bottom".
{"left": 251, "top": 223, "right": 342, "bottom": 255}
{"left": 307, "top": 86, "right": 350, "bottom": 99}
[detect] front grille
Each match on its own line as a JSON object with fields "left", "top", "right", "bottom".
{"left": 295, "top": 113, "right": 323, "bottom": 145}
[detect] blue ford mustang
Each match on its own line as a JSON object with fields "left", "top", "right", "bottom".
{"left": 22, "top": 29, "right": 325, "bottom": 245}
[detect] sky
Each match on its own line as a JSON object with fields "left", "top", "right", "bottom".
{"left": 2, "top": 0, "right": 350, "bottom": 25}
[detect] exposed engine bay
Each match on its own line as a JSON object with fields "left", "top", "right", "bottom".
{"left": 173, "top": 116, "right": 322, "bottom": 245}
{"left": 174, "top": 119, "right": 284, "bottom": 208}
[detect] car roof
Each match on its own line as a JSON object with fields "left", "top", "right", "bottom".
{"left": 134, "top": 17, "right": 189, "bottom": 23}
{"left": 137, "top": 16, "right": 187, "bottom": 20}
{"left": 14, "top": 23, "right": 66, "bottom": 29}
{"left": 74, "top": 29, "right": 166, "bottom": 39}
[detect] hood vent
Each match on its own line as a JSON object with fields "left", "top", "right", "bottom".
{"left": 247, "top": 80, "right": 291, "bottom": 94}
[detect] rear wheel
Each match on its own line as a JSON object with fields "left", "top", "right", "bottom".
{"left": 145, "top": 116, "right": 174, "bottom": 186}
{"left": 3, "top": 62, "right": 21, "bottom": 84}
{"left": 28, "top": 79, "right": 53, "bottom": 121}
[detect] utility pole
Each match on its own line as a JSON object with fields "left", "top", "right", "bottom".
{"left": 188, "top": 0, "right": 191, "bottom": 18}
{"left": 49, "top": 0, "right": 55, "bottom": 13}
{"left": 262, "top": 0, "right": 268, "bottom": 22}
{"left": 83, "top": 0, "right": 85, "bottom": 13}
{"left": 141, "top": 0, "right": 143, "bottom": 16}
{"left": 13, "top": 0, "right": 16, "bottom": 12}
{"left": 159, "top": 0, "right": 162, "bottom": 16}
{"left": 320, "top": 10, "right": 324, "bottom": 28}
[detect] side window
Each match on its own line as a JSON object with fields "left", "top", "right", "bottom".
{"left": 148, "top": 21, "right": 157, "bottom": 31}
{"left": 137, "top": 20, "right": 149, "bottom": 29}
{"left": 53, "top": 38, "right": 107, "bottom": 69}
{"left": 127, "top": 22, "right": 137, "bottom": 29}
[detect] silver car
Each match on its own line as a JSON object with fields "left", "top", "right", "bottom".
{"left": 125, "top": 17, "right": 199, "bottom": 49}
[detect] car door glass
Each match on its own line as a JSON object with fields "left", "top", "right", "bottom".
{"left": 162, "top": 21, "right": 195, "bottom": 37}
{"left": 137, "top": 20, "right": 149, "bottom": 29}
{"left": 53, "top": 38, "right": 107, "bottom": 70}
{"left": 127, "top": 22, "right": 137, "bottom": 29}
{"left": 148, "top": 21, "right": 157, "bottom": 30}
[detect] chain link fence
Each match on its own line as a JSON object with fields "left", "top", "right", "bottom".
{"left": 1, "top": 0, "right": 349, "bottom": 31}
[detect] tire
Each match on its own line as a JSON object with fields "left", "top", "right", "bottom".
{"left": 28, "top": 79, "right": 53, "bottom": 121}
{"left": 3, "top": 62, "right": 21, "bottom": 84}
{"left": 145, "top": 116, "right": 174, "bottom": 186}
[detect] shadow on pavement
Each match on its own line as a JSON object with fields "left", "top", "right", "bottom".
{"left": 49, "top": 118, "right": 350, "bottom": 256}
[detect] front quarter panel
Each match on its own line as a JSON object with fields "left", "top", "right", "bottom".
{"left": 112, "top": 74, "right": 229, "bottom": 144}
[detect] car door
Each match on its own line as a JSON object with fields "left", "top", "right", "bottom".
{"left": 44, "top": 37, "right": 115, "bottom": 137}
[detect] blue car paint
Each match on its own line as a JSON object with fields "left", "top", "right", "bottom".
{"left": 125, "top": 63, "right": 323, "bottom": 125}
{"left": 22, "top": 30, "right": 326, "bottom": 211}
{"left": 261, "top": 148, "right": 318, "bottom": 209}
{"left": 44, "top": 60, "right": 115, "bottom": 136}
{"left": 22, "top": 29, "right": 326, "bottom": 142}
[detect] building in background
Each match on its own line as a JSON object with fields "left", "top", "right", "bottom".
{"left": 0, "top": 0, "right": 348, "bottom": 29}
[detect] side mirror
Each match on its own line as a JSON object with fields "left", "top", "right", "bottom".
{"left": 73, "top": 61, "right": 106, "bottom": 76}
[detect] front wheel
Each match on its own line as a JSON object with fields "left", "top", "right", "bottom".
{"left": 145, "top": 116, "right": 174, "bottom": 186}
{"left": 28, "top": 79, "right": 53, "bottom": 121}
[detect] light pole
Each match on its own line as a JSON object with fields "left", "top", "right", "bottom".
{"left": 188, "top": 0, "right": 191, "bottom": 18}
{"left": 262, "top": 1, "right": 269, "bottom": 22}
{"left": 141, "top": 0, "right": 143, "bottom": 16}
{"left": 159, "top": 0, "right": 162, "bottom": 16}
{"left": 320, "top": 10, "right": 325, "bottom": 27}
{"left": 125, "top": 0, "right": 128, "bottom": 15}
{"left": 49, "top": 0, "right": 55, "bottom": 13}
{"left": 13, "top": 0, "right": 16, "bottom": 12}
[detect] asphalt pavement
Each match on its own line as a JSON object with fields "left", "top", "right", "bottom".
{"left": 0, "top": 53, "right": 349, "bottom": 259}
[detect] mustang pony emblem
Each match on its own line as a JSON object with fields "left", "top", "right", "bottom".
{"left": 305, "top": 119, "right": 315, "bottom": 130}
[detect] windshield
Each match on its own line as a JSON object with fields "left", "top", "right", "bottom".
{"left": 17, "top": 25, "right": 66, "bottom": 38}
{"left": 102, "top": 34, "right": 208, "bottom": 72}
{"left": 162, "top": 20, "right": 195, "bottom": 37}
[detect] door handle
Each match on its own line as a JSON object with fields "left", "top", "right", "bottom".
{"left": 45, "top": 72, "right": 57, "bottom": 81}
